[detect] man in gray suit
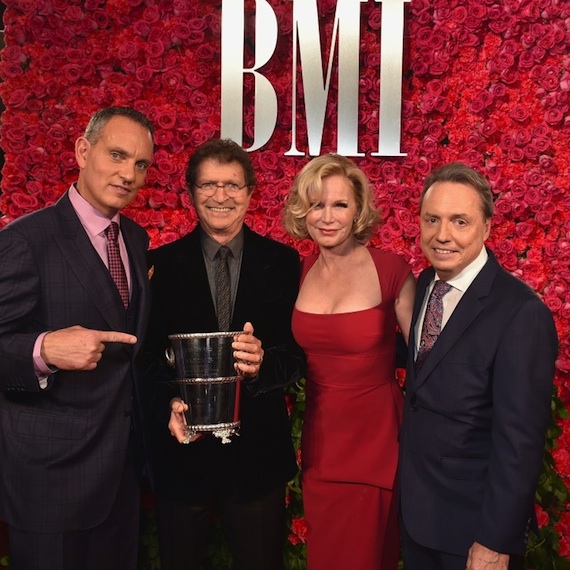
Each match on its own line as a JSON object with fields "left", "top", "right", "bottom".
{"left": 0, "top": 106, "right": 154, "bottom": 570}
{"left": 399, "top": 162, "right": 558, "bottom": 570}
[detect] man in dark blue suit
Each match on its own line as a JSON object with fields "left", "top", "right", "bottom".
{"left": 0, "top": 107, "right": 154, "bottom": 570}
{"left": 399, "top": 162, "right": 558, "bottom": 570}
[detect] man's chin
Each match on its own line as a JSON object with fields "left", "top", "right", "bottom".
{"left": 431, "top": 263, "right": 456, "bottom": 279}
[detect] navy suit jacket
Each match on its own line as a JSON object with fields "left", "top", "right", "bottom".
{"left": 144, "top": 225, "right": 304, "bottom": 503}
{"left": 399, "top": 249, "right": 557, "bottom": 556}
{"left": 0, "top": 192, "right": 150, "bottom": 533}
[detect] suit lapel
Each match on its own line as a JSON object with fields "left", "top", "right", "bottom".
{"left": 177, "top": 229, "right": 218, "bottom": 330}
{"left": 121, "top": 216, "right": 150, "bottom": 343}
{"left": 409, "top": 253, "right": 500, "bottom": 394}
{"left": 410, "top": 267, "right": 434, "bottom": 348}
{"left": 231, "top": 227, "right": 270, "bottom": 330}
{"left": 52, "top": 194, "right": 129, "bottom": 333}
{"left": 405, "top": 268, "right": 432, "bottom": 393}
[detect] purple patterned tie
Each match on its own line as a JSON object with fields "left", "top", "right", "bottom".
{"left": 105, "top": 222, "right": 129, "bottom": 309}
{"left": 415, "top": 280, "right": 452, "bottom": 371}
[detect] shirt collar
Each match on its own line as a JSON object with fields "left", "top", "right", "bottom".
{"left": 68, "top": 183, "right": 120, "bottom": 237}
{"left": 199, "top": 226, "right": 244, "bottom": 261}
{"left": 435, "top": 246, "right": 488, "bottom": 293}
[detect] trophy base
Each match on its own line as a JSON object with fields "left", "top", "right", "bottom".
{"left": 183, "top": 421, "right": 240, "bottom": 444}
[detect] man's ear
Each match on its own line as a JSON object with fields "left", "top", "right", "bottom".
{"left": 484, "top": 219, "right": 491, "bottom": 241}
{"left": 75, "top": 137, "right": 90, "bottom": 168}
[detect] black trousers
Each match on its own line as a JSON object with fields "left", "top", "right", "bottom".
{"left": 8, "top": 455, "right": 140, "bottom": 570}
{"left": 156, "top": 485, "right": 286, "bottom": 570}
{"left": 401, "top": 518, "right": 523, "bottom": 570}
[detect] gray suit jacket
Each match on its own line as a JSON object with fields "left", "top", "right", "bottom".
{"left": 0, "top": 191, "right": 150, "bottom": 533}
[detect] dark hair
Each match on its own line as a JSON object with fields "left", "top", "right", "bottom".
{"left": 84, "top": 107, "right": 155, "bottom": 144}
{"left": 185, "top": 138, "right": 257, "bottom": 196}
{"left": 420, "top": 162, "right": 494, "bottom": 219}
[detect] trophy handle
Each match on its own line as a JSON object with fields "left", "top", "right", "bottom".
{"left": 165, "top": 347, "right": 175, "bottom": 368}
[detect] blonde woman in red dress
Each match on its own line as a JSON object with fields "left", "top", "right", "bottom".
{"left": 283, "top": 154, "right": 415, "bottom": 569}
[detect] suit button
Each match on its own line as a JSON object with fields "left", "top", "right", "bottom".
{"left": 124, "top": 411, "right": 132, "bottom": 418}
{"left": 410, "top": 396, "right": 418, "bottom": 411}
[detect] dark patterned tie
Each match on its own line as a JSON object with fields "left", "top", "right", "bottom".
{"left": 415, "top": 280, "right": 452, "bottom": 372}
{"left": 216, "top": 245, "right": 232, "bottom": 331}
{"left": 105, "top": 222, "right": 129, "bottom": 309}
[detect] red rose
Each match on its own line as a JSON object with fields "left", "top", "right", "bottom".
{"left": 468, "top": 95, "right": 487, "bottom": 114}
{"left": 142, "top": 5, "right": 161, "bottom": 25}
{"left": 514, "top": 220, "right": 535, "bottom": 238}
{"left": 158, "top": 231, "right": 182, "bottom": 246}
{"left": 289, "top": 516, "right": 307, "bottom": 544}
{"left": 3, "top": 88, "right": 29, "bottom": 108}
{"left": 465, "top": 131, "right": 484, "bottom": 148}
{"left": 62, "top": 6, "right": 83, "bottom": 23}
{"left": 405, "top": 118, "right": 424, "bottom": 136}
{"left": 135, "top": 65, "right": 154, "bottom": 83}
{"left": 15, "top": 0, "right": 39, "bottom": 15}
{"left": 297, "top": 239, "right": 317, "bottom": 257}
{"left": 545, "top": 108, "right": 563, "bottom": 125}
{"left": 10, "top": 191, "right": 40, "bottom": 212}
{"left": 538, "top": 155, "right": 557, "bottom": 173}
{"left": 148, "top": 211, "right": 165, "bottom": 229}
{"left": 535, "top": 210, "right": 552, "bottom": 226}
{"left": 540, "top": 67, "right": 561, "bottom": 91}
{"left": 171, "top": 22, "right": 193, "bottom": 43}
{"left": 509, "top": 105, "right": 530, "bottom": 123}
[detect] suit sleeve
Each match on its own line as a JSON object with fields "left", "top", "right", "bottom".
{"left": 140, "top": 249, "right": 178, "bottom": 428}
{"left": 0, "top": 226, "right": 47, "bottom": 391}
{"left": 246, "top": 247, "right": 306, "bottom": 396}
{"left": 475, "top": 298, "right": 558, "bottom": 551}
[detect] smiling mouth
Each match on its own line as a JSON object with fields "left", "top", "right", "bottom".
{"left": 208, "top": 206, "right": 232, "bottom": 213}
{"left": 434, "top": 248, "right": 455, "bottom": 255}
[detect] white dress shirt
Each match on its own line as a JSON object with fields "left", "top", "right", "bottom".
{"left": 415, "top": 247, "right": 489, "bottom": 357}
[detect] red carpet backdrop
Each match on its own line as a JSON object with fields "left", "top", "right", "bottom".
{"left": 0, "top": 0, "right": 569, "bottom": 567}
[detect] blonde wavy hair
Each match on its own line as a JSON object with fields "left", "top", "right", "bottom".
{"left": 282, "top": 154, "right": 380, "bottom": 243}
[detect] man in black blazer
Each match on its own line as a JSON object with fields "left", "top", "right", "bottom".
{"left": 0, "top": 107, "right": 154, "bottom": 570}
{"left": 399, "top": 162, "right": 558, "bottom": 570}
{"left": 145, "top": 138, "right": 305, "bottom": 570}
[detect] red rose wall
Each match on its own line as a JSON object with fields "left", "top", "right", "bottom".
{"left": 0, "top": 0, "right": 569, "bottom": 562}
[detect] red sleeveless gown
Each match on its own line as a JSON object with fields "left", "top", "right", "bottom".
{"left": 292, "top": 249, "right": 410, "bottom": 570}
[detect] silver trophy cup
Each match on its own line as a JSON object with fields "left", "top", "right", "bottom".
{"left": 166, "top": 331, "right": 241, "bottom": 444}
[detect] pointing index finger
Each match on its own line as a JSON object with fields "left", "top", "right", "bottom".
{"left": 98, "top": 331, "right": 138, "bottom": 345}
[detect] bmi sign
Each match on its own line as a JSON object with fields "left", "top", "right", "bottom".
{"left": 220, "top": 0, "right": 410, "bottom": 157}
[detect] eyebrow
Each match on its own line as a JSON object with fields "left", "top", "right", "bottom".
{"left": 422, "top": 211, "right": 471, "bottom": 218}
{"left": 109, "top": 146, "right": 152, "bottom": 166}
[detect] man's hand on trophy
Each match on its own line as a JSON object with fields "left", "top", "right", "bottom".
{"left": 233, "top": 321, "right": 264, "bottom": 379}
{"left": 169, "top": 398, "right": 202, "bottom": 444}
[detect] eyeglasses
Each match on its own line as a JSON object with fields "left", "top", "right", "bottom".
{"left": 195, "top": 182, "right": 249, "bottom": 196}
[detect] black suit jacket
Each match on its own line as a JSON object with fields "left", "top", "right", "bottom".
{"left": 399, "top": 249, "right": 558, "bottom": 556}
{"left": 145, "top": 225, "right": 304, "bottom": 502}
{"left": 0, "top": 192, "right": 150, "bottom": 533}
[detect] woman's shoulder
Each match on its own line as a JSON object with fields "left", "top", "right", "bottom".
{"left": 367, "top": 247, "right": 410, "bottom": 272}
{"left": 367, "top": 247, "right": 412, "bottom": 299}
